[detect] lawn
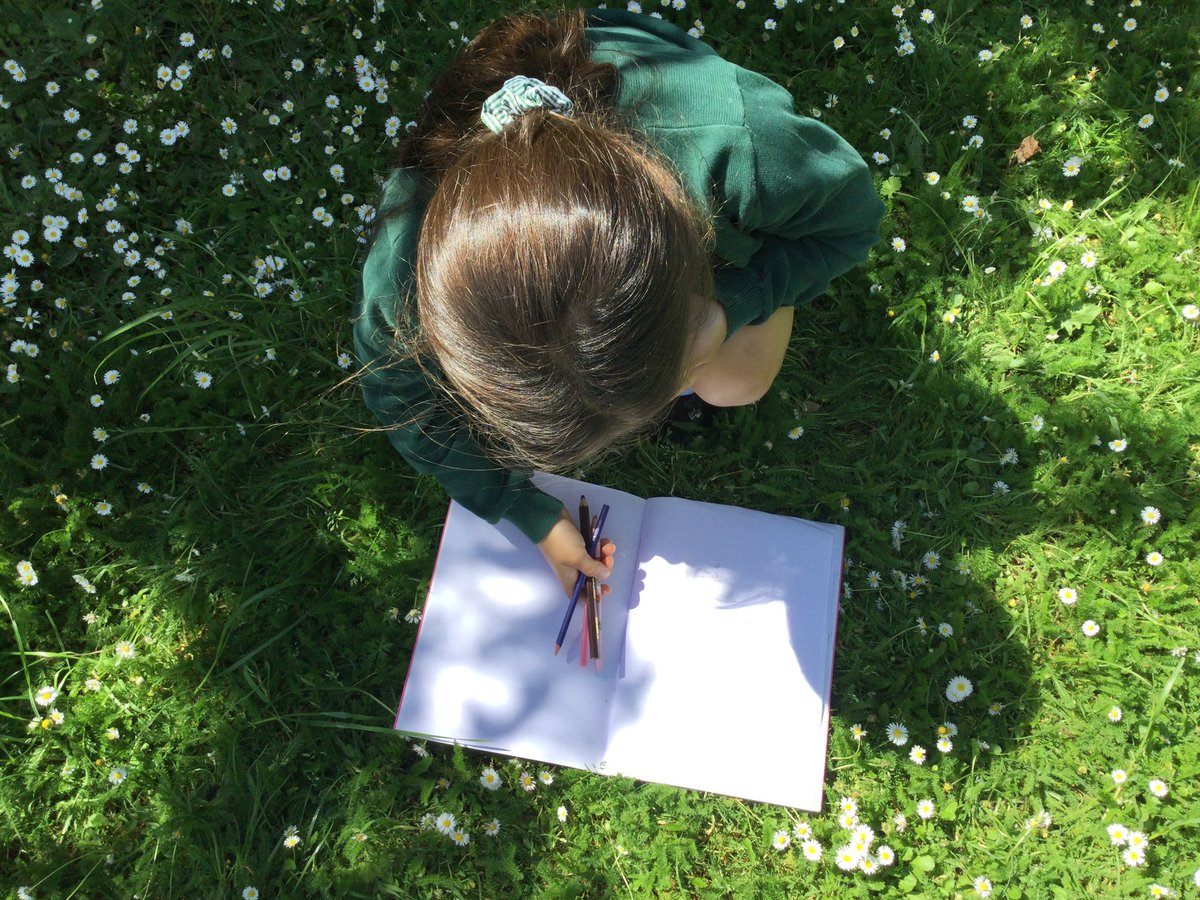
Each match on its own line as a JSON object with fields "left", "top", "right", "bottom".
{"left": 2, "top": 0, "right": 1198, "bottom": 896}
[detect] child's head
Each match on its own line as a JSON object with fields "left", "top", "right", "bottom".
{"left": 378, "top": 8, "right": 718, "bottom": 473}
{"left": 417, "top": 113, "right": 717, "bottom": 471}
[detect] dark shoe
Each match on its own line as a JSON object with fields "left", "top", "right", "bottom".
{"left": 659, "top": 393, "right": 717, "bottom": 444}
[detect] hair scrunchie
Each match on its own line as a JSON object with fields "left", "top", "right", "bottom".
{"left": 480, "top": 75, "right": 575, "bottom": 134}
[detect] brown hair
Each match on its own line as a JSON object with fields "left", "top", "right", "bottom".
{"left": 368, "top": 5, "right": 718, "bottom": 472}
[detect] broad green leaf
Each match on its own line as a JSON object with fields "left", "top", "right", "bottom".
{"left": 912, "top": 854, "right": 936, "bottom": 877}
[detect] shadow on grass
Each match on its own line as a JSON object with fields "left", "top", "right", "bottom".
{"left": 573, "top": 265, "right": 1192, "bottom": 890}
{"left": 586, "top": 291, "right": 1042, "bottom": 792}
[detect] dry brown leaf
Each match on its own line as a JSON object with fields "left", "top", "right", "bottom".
{"left": 1008, "top": 135, "right": 1041, "bottom": 166}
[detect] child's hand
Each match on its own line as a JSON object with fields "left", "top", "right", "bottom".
{"left": 537, "top": 507, "right": 615, "bottom": 599}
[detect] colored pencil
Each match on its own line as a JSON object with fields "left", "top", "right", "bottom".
{"left": 554, "top": 571, "right": 589, "bottom": 655}
{"left": 552, "top": 499, "right": 611, "bottom": 662}
{"left": 586, "top": 505, "right": 610, "bottom": 671}
{"left": 553, "top": 496, "right": 595, "bottom": 655}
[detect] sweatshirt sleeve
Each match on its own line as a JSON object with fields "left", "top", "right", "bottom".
{"left": 352, "top": 172, "right": 565, "bottom": 545}
{"left": 712, "top": 67, "right": 887, "bottom": 335}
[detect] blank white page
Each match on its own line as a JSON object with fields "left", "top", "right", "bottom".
{"left": 602, "top": 497, "right": 842, "bottom": 810}
{"left": 394, "top": 474, "right": 645, "bottom": 771}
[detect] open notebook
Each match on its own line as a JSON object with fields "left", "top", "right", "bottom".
{"left": 394, "top": 472, "right": 844, "bottom": 811}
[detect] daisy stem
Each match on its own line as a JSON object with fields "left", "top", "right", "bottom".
{"left": 1133, "top": 655, "right": 1185, "bottom": 764}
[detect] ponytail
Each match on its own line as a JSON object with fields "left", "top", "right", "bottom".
{"left": 385, "top": 9, "right": 623, "bottom": 194}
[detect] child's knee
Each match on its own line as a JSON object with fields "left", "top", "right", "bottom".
{"left": 689, "top": 308, "right": 791, "bottom": 407}
{"left": 693, "top": 364, "right": 776, "bottom": 407}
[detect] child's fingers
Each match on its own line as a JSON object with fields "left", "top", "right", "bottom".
{"left": 579, "top": 553, "right": 609, "bottom": 580}
{"left": 587, "top": 538, "right": 615, "bottom": 578}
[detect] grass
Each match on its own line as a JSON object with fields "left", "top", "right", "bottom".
{"left": 2, "top": 0, "right": 1198, "bottom": 896}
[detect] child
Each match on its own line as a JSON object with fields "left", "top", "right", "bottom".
{"left": 353, "top": 6, "right": 885, "bottom": 600}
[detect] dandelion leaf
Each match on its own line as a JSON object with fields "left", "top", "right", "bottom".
{"left": 1060, "top": 303, "right": 1103, "bottom": 336}
{"left": 911, "top": 854, "right": 936, "bottom": 877}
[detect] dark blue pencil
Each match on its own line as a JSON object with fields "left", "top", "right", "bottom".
{"left": 553, "top": 571, "right": 589, "bottom": 656}
{"left": 554, "top": 496, "right": 595, "bottom": 655}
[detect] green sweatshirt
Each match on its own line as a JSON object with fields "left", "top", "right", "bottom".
{"left": 352, "top": 8, "right": 886, "bottom": 546}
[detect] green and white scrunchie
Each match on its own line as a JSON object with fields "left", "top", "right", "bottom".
{"left": 480, "top": 75, "right": 575, "bottom": 134}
